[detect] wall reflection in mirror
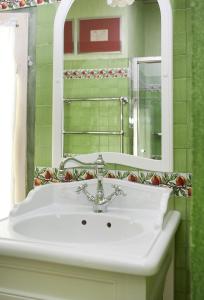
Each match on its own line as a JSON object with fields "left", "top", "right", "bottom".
{"left": 63, "top": 0, "right": 161, "bottom": 160}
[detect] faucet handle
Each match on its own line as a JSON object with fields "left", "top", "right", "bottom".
{"left": 112, "top": 185, "right": 126, "bottom": 197}
{"left": 76, "top": 183, "right": 88, "bottom": 193}
{"left": 57, "top": 169, "right": 65, "bottom": 181}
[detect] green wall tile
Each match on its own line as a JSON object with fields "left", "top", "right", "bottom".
{"left": 174, "top": 125, "right": 188, "bottom": 148}
{"left": 168, "top": 195, "right": 175, "bottom": 211}
{"left": 187, "top": 124, "right": 192, "bottom": 149}
{"left": 174, "top": 102, "right": 187, "bottom": 124}
{"left": 187, "top": 101, "right": 192, "bottom": 124}
{"left": 186, "top": 0, "right": 191, "bottom": 8}
{"left": 36, "top": 65, "right": 53, "bottom": 88}
{"left": 36, "top": 25, "right": 54, "bottom": 46}
{"left": 174, "top": 9, "right": 186, "bottom": 33}
{"left": 174, "top": 55, "right": 187, "bottom": 78}
{"left": 186, "top": 220, "right": 190, "bottom": 248}
{"left": 186, "top": 8, "right": 192, "bottom": 34}
{"left": 36, "top": 44, "right": 53, "bottom": 66}
{"left": 174, "top": 33, "right": 187, "bottom": 55}
{"left": 36, "top": 87, "right": 52, "bottom": 106}
{"left": 64, "top": 59, "right": 129, "bottom": 70}
{"left": 35, "top": 146, "right": 52, "bottom": 167}
{"left": 174, "top": 78, "right": 187, "bottom": 101}
{"left": 186, "top": 54, "right": 192, "bottom": 77}
{"left": 174, "top": 149, "right": 187, "bottom": 172}
{"left": 187, "top": 149, "right": 192, "bottom": 172}
{"left": 63, "top": 134, "right": 121, "bottom": 155}
{"left": 186, "top": 31, "right": 192, "bottom": 55}
{"left": 186, "top": 78, "right": 192, "bottom": 101}
{"left": 172, "top": 0, "right": 186, "bottom": 9}
{"left": 35, "top": 125, "right": 52, "bottom": 148}
{"left": 36, "top": 4, "right": 58, "bottom": 26}
{"left": 186, "top": 197, "right": 193, "bottom": 221}
{"left": 35, "top": 106, "right": 52, "bottom": 126}
{"left": 175, "top": 197, "right": 187, "bottom": 220}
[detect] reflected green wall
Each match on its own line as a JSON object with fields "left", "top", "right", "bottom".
{"left": 62, "top": 0, "right": 161, "bottom": 157}
{"left": 63, "top": 58, "right": 131, "bottom": 155}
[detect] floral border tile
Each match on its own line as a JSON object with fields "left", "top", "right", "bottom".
{"left": 0, "top": 0, "right": 57, "bottom": 10}
{"left": 64, "top": 68, "right": 129, "bottom": 80}
{"left": 34, "top": 167, "right": 192, "bottom": 198}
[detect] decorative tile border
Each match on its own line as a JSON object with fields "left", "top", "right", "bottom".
{"left": 0, "top": 0, "right": 57, "bottom": 10}
{"left": 34, "top": 167, "right": 192, "bottom": 198}
{"left": 64, "top": 68, "right": 129, "bottom": 80}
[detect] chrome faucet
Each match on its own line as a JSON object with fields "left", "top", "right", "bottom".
{"left": 58, "top": 154, "right": 126, "bottom": 213}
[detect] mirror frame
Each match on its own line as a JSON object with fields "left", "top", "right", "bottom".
{"left": 52, "top": 0, "right": 173, "bottom": 171}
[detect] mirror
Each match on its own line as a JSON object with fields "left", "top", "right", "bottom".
{"left": 52, "top": 0, "right": 173, "bottom": 171}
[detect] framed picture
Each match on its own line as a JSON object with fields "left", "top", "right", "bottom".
{"left": 64, "top": 20, "right": 73, "bottom": 53}
{"left": 78, "top": 18, "right": 121, "bottom": 53}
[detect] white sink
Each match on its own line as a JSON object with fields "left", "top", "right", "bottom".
{"left": 12, "top": 213, "right": 144, "bottom": 244}
{"left": 0, "top": 178, "right": 180, "bottom": 276}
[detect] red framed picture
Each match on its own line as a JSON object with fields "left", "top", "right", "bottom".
{"left": 64, "top": 20, "right": 73, "bottom": 53}
{"left": 78, "top": 18, "right": 121, "bottom": 53}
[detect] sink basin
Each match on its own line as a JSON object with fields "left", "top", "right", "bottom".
{"left": 12, "top": 213, "right": 144, "bottom": 244}
{"left": 0, "top": 178, "right": 180, "bottom": 276}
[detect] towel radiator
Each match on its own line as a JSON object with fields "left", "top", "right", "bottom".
{"left": 63, "top": 96, "right": 128, "bottom": 156}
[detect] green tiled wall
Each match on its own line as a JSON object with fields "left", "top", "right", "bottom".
{"left": 34, "top": 4, "right": 58, "bottom": 166}
{"left": 173, "top": 0, "right": 192, "bottom": 174}
{"left": 171, "top": 1, "right": 192, "bottom": 299}
{"left": 34, "top": 1, "right": 192, "bottom": 299}
{"left": 191, "top": 0, "right": 204, "bottom": 299}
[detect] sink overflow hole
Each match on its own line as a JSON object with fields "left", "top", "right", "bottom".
{"left": 107, "top": 222, "right": 112, "bottom": 228}
{"left": 81, "top": 220, "right": 87, "bottom": 225}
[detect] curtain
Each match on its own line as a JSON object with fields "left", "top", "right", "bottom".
{"left": 0, "top": 23, "right": 16, "bottom": 219}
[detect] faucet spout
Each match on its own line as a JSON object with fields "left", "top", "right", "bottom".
{"left": 58, "top": 154, "right": 125, "bottom": 213}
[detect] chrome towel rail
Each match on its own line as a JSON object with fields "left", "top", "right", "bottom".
{"left": 63, "top": 131, "right": 124, "bottom": 135}
{"left": 63, "top": 96, "right": 128, "bottom": 153}
{"left": 64, "top": 96, "right": 128, "bottom": 103}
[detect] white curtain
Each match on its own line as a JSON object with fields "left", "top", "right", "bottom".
{"left": 0, "top": 23, "right": 16, "bottom": 219}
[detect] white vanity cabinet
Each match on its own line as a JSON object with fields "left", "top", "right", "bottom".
{"left": 0, "top": 245, "right": 173, "bottom": 300}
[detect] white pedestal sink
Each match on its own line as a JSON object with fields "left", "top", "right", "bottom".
{"left": 0, "top": 178, "right": 180, "bottom": 300}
